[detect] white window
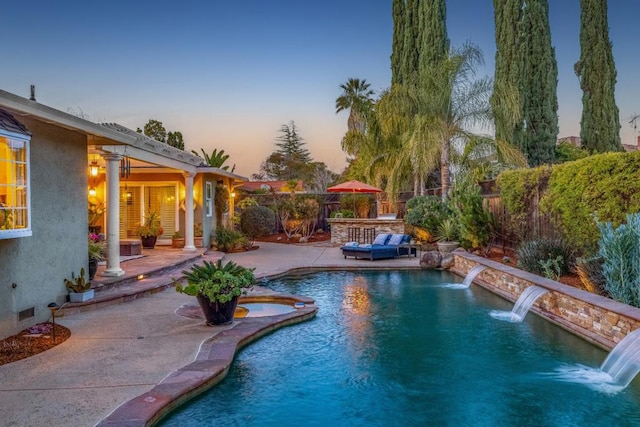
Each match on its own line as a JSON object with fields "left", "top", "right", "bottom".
{"left": 0, "top": 131, "right": 31, "bottom": 239}
{"left": 205, "top": 182, "right": 213, "bottom": 217}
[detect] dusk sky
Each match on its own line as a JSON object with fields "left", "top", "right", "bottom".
{"left": 2, "top": 1, "right": 639, "bottom": 177}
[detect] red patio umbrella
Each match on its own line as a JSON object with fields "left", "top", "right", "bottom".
{"left": 326, "top": 180, "right": 383, "bottom": 193}
{"left": 327, "top": 180, "right": 383, "bottom": 217}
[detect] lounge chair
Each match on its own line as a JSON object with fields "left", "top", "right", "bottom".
{"left": 340, "top": 233, "right": 415, "bottom": 260}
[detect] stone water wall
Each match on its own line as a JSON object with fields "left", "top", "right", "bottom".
{"left": 452, "top": 252, "right": 640, "bottom": 350}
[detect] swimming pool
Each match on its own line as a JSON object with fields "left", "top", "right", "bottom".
{"left": 160, "top": 270, "right": 640, "bottom": 426}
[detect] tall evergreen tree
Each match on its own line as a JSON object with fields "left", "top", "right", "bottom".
{"left": 418, "top": 0, "right": 449, "bottom": 82}
{"left": 575, "top": 0, "right": 622, "bottom": 153}
{"left": 401, "top": 0, "right": 419, "bottom": 88}
{"left": 391, "top": 0, "right": 406, "bottom": 85}
{"left": 518, "top": 0, "right": 558, "bottom": 166}
{"left": 491, "top": 0, "right": 524, "bottom": 146}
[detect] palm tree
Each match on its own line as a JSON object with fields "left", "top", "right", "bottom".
{"left": 376, "top": 43, "right": 526, "bottom": 199}
{"left": 192, "top": 148, "right": 236, "bottom": 172}
{"left": 335, "top": 78, "right": 375, "bottom": 156}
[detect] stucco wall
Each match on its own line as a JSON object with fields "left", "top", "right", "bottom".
{"left": 0, "top": 118, "right": 87, "bottom": 338}
{"left": 452, "top": 253, "right": 640, "bottom": 350}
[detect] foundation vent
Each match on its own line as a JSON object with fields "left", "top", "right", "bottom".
{"left": 18, "top": 307, "right": 35, "bottom": 322}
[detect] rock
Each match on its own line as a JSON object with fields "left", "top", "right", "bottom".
{"left": 440, "top": 253, "right": 455, "bottom": 269}
{"left": 299, "top": 237, "right": 308, "bottom": 243}
{"left": 293, "top": 233, "right": 303, "bottom": 239}
{"left": 276, "top": 236, "right": 282, "bottom": 241}
{"left": 502, "top": 256, "right": 512, "bottom": 264}
{"left": 420, "top": 251, "right": 442, "bottom": 269}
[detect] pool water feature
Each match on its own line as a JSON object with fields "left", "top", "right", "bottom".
{"left": 490, "top": 285, "right": 549, "bottom": 323}
{"left": 160, "top": 270, "right": 640, "bottom": 426}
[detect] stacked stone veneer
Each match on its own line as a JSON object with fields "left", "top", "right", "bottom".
{"left": 452, "top": 252, "right": 640, "bottom": 350}
{"left": 329, "top": 219, "right": 406, "bottom": 245}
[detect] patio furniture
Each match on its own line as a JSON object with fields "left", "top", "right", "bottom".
{"left": 347, "top": 227, "right": 361, "bottom": 243}
{"left": 340, "top": 233, "right": 413, "bottom": 260}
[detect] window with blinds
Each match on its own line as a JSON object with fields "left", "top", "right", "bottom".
{"left": 119, "top": 184, "right": 177, "bottom": 239}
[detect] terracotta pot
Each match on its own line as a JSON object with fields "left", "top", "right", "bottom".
{"left": 196, "top": 294, "right": 239, "bottom": 325}
{"left": 172, "top": 238, "right": 186, "bottom": 248}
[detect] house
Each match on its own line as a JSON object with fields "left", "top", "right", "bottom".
{"left": 0, "top": 89, "right": 246, "bottom": 339}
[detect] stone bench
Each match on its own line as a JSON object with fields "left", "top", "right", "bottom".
{"left": 120, "top": 239, "right": 141, "bottom": 256}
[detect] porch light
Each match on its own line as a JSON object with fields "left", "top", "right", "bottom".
{"left": 88, "top": 186, "right": 97, "bottom": 197}
{"left": 230, "top": 192, "right": 236, "bottom": 198}
{"left": 89, "top": 161, "right": 99, "bottom": 177}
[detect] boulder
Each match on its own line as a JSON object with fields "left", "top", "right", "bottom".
{"left": 420, "top": 251, "right": 442, "bottom": 269}
{"left": 440, "top": 253, "right": 455, "bottom": 269}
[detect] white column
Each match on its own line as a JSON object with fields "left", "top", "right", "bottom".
{"left": 183, "top": 172, "right": 196, "bottom": 251}
{"left": 102, "top": 153, "right": 125, "bottom": 276}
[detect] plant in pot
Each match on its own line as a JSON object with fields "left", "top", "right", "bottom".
{"left": 194, "top": 222, "right": 204, "bottom": 247}
{"left": 171, "top": 231, "right": 186, "bottom": 248}
{"left": 88, "top": 234, "right": 105, "bottom": 280}
{"left": 136, "top": 210, "right": 163, "bottom": 249}
{"left": 435, "top": 218, "right": 460, "bottom": 253}
{"left": 64, "top": 267, "right": 95, "bottom": 302}
{"left": 175, "top": 260, "right": 255, "bottom": 325}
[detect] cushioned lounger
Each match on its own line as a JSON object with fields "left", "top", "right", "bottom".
{"left": 340, "top": 233, "right": 414, "bottom": 260}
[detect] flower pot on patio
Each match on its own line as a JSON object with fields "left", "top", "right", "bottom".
{"left": 196, "top": 294, "right": 240, "bottom": 325}
{"left": 69, "top": 289, "right": 95, "bottom": 303}
{"left": 140, "top": 235, "right": 157, "bottom": 249}
{"left": 436, "top": 241, "right": 459, "bottom": 253}
{"left": 172, "top": 237, "right": 186, "bottom": 249}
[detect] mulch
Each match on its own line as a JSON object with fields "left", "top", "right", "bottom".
{"left": 0, "top": 323, "right": 71, "bottom": 366}
{"left": 255, "top": 231, "right": 331, "bottom": 244}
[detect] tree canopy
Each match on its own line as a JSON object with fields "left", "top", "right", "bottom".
{"left": 137, "top": 119, "right": 185, "bottom": 150}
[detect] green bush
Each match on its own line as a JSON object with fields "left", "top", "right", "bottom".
{"left": 545, "top": 152, "right": 640, "bottom": 253}
{"left": 597, "top": 213, "right": 640, "bottom": 307}
{"left": 330, "top": 209, "right": 355, "bottom": 218}
{"left": 516, "top": 238, "right": 575, "bottom": 277}
{"left": 496, "top": 165, "right": 553, "bottom": 244}
{"left": 449, "top": 175, "right": 494, "bottom": 251}
{"left": 240, "top": 205, "right": 275, "bottom": 240}
{"left": 212, "top": 226, "right": 245, "bottom": 252}
{"left": 404, "top": 195, "right": 450, "bottom": 234}
{"left": 340, "top": 194, "right": 371, "bottom": 218}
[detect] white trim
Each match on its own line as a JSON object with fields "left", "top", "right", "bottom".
{"left": 0, "top": 131, "right": 31, "bottom": 239}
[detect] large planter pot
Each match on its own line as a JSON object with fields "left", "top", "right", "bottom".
{"left": 69, "top": 289, "right": 95, "bottom": 303}
{"left": 436, "top": 241, "right": 459, "bottom": 253}
{"left": 194, "top": 237, "right": 204, "bottom": 248}
{"left": 196, "top": 294, "right": 240, "bottom": 325}
{"left": 88, "top": 259, "right": 98, "bottom": 280}
{"left": 140, "top": 235, "right": 157, "bottom": 249}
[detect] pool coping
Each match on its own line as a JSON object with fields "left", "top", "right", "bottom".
{"left": 97, "top": 294, "right": 317, "bottom": 427}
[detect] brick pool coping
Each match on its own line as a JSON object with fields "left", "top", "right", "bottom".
{"left": 452, "top": 252, "right": 640, "bottom": 350}
{"left": 97, "top": 294, "right": 317, "bottom": 427}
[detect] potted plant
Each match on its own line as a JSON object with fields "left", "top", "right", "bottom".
{"left": 435, "top": 218, "right": 460, "bottom": 253}
{"left": 172, "top": 231, "right": 186, "bottom": 248}
{"left": 194, "top": 222, "right": 204, "bottom": 248}
{"left": 88, "top": 233, "right": 105, "bottom": 279}
{"left": 88, "top": 202, "right": 105, "bottom": 234}
{"left": 175, "top": 260, "right": 255, "bottom": 325}
{"left": 136, "top": 210, "right": 163, "bottom": 249}
{"left": 64, "top": 268, "right": 95, "bottom": 302}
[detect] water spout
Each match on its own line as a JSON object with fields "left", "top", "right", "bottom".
{"left": 490, "top": 285, "right": 548, "bottom": 322}
{"left": 600, "top": 328, "right": 640, "bottom": 387}
{"left": 462, "top": 265, "right": 487, "bottom": 288}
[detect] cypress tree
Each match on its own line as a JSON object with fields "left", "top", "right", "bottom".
{"left": 575, "top": 0, "right": 622, "bottom": 153}
{"left": 401, "top": 0, "right": 419, "bottom": 88}
{"left": 518, "top": 0, "right": 558, "bottom": 166}
{"left": 418, "top": 0, "right": 449, "bottom": 81}
{"left": 491, "top": 0, "right": 523, "bottom": 145}
{"left": 391, "top": 0, "right": 406, "bottom": 85}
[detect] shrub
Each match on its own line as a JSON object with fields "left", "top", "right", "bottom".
{"left": 240, "top": 205, "right": 275, "bottom": 240}
{"left": 340, "top": 194, "right": 371, "bottom": 218}
{"left": 575, "top": 256, "right": 607, "bottom": 296}
{"left": 449, "top": 175, "right": 493, "bottom": 251}
{"left": 330, "top": 209, "right": 355, "bottom": 218}
{"left": 597, "top": 213, "right": 640, "bottom": 307}
{"left": 277, "top": 195, "right": 321, "bottom": 238}
{"left": 516, "top": 238, "right": 575, "bottom": 277}
{"left": 545, "top": 152, "right": 640, "bottom": 253}
{"left": 404, "top": 195, "right": 450, "bottom": 235}
{"left": 212, "top": 226, "right": 245, "bottom": 252}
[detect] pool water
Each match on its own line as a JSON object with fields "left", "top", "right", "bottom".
{"left": 160, "top": 270, "right": 640, "bottom": 426}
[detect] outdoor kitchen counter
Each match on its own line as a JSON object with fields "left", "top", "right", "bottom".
{"left": 328, "top": 218, "right": 407, "bottom": 245}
